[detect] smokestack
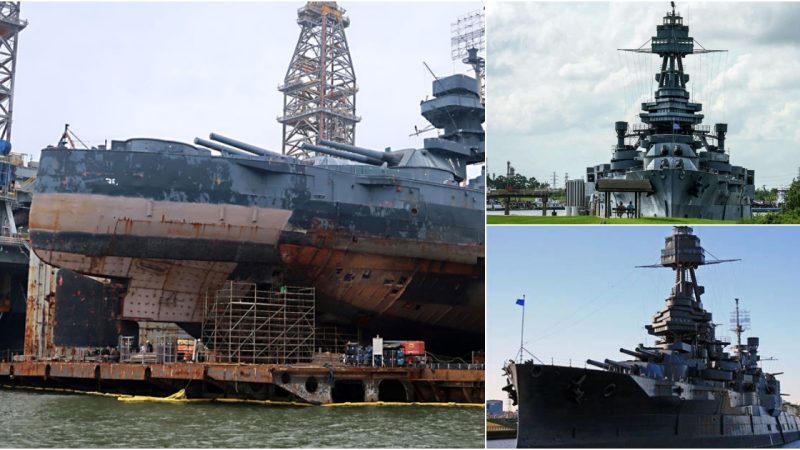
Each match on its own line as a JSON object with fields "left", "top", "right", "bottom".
{"left": 715, "top": 123, "right": 727, "bottom": 152}
{"left": 615, "top": 121, "right": 628, "bottom": 148}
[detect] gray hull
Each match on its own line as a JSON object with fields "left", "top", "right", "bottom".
{"left": 510, "top": 363, "right": 800, "bottom": 448}
{"left": 606, "top": 169, "right": 752, "bottom": 220}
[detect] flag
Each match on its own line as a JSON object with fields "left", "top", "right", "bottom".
{"left": 516, "top": 298, "right": 525, "bottom": 306}
{"left": 672, "top": 123, "right": 680, "bottom": 131}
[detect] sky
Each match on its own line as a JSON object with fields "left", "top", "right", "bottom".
{"left": 487, "top": 2, "right": 800, "bottom": 190}
{"left": 9, "top": 2, "right": 482, "bottom": 162}
{"left": 487, "top": 226, "right": 800, "bottom": 409}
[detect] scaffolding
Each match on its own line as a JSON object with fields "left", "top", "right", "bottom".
{"left": 202, "top": 282, "right": 315, "bottom": 364}
{"left": 278, "top": 2, "right": 360, "bottom": 158}
{"left": 315, "top": 325, "right": 358, "bottom": 353}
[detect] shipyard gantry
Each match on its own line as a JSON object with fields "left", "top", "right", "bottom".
{"left": 278, "top": 2, "right": 360, "bottom": 158}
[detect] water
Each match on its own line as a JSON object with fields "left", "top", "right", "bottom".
{"left": 0, "top": 390, "right": 484, "bottom": 448}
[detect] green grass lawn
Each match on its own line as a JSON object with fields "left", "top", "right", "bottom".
{"left": 486, "top": 215, "right": 736, "bottom": 225}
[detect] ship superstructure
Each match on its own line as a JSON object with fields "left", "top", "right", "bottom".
{"left": 504, "top": 227, "right": 800, "bottom": 447}
{"left": 586, "top": 4, "right": 755, "bottom": 220}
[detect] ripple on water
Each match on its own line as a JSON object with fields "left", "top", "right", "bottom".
{"left": 0, "top": 390, "right": 484, "bottom": 448}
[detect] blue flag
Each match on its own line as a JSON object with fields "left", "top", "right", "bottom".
{"left": 516, "top": 298, "right": 525, "bottom": 306}
{"left": 672, "top": 122, "right": 680, "bottom": 130}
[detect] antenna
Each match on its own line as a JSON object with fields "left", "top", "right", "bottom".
{"left": 451, "top": 7, "right": 485, "bottom": 104}
{"left": 729, "top": 298, "right": 750, "bottom": 350}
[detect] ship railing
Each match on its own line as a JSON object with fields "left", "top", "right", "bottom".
{"left": 693, "top": 125, "right": 711, "bottom": 133}
{"left": 427, "top": 363, "right": 485, "bottom": 371}
{"left": 0, "top": 349, "right": 24, "bottom": 363}
{"left": 0, "top": 234, "right": 26, "bottom": 246}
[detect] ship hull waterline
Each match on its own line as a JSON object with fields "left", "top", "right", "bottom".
{"left": 510, "top": 363, "right": 800, "bottom": 448}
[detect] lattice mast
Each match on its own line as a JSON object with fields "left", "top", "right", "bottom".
{"left": 730, "top": 297, "right": 750, "bottom": 350}
{"left": 451, "top": 7, "right": 485, "bottom": 105}
{"left": 278, "top": 2, "right": 359, "bottom": 158}
{"left": 0, "top": 2, "right": 25, "bottom": 144}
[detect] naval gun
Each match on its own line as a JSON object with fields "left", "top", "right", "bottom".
{"left": 300, "top": 141, "right": 391, "bottom": 166}
{"left": 301, "top": 139, "right": 472, "bottom": 183}
{"left": 194, "top": 133, "right": 288, "bottom": 159}
{"left": 619, "top": 347, "right": 663, "bottom": 362}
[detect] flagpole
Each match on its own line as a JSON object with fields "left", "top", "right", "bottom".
{"left": 519, "top": 294, "right": 526, "bottom": 363}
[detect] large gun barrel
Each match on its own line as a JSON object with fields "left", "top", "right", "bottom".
{"left": 620, "top": 348, "right": 651, "bottom": 361}
{"left": 209, "top": 133, "right": 279, "bottom": 157}
{"left": 319, "top": 139, "right": 402, "bottom": 165}
{"left": 586, "top": 359, "right": 610, "bottom": 370}
{"left": 604, "top": 359, "right": 630, "bottom": 372}
{"left": 194, "top": 138, "right": 257, "bottom": 158}
{"left": 635, "top": 346, "right": 662, "bottom": 359}
{"left": 301, "top": 143, "right": 383, "bottom": 165}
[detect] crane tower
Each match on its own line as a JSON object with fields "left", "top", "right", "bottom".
{"left": 278, "top": 2, "right": 360, "bottom": 158}
{"left": 0, "top": 2, "right": 25, "bottom": 145}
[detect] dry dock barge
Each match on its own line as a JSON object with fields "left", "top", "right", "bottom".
{"left": 0, "top": 361, "right": 483, "bottom": 405}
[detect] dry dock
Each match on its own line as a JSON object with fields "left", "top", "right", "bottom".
{"left": 0, "top": 360, "right": 483, "bottom": 405}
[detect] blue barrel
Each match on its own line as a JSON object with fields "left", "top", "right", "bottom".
{"left": 0, "top": 140, "right": 11, "bottom": 156}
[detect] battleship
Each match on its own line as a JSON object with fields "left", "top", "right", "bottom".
{"left": 586, "top": 3, "right": 755, "bottom": 220}
{"left": 503, "top": 227, "right": 800, "bottom": 447}
{"left": 27, "top": 52, "right": 485, "bottom": 353}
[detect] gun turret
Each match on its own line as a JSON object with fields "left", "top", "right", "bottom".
{"left": 318, "top": 140, "right": 403, "bottom": 165}
{"left": 301, "top": 143, "right": 384, "bottom": 165}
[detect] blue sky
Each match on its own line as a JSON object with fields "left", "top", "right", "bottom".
{"left": 487, "top": 226, "right": 800, "bottom": 409}
{"left": 10, "top": 2, "right": 480, "bottom": 162}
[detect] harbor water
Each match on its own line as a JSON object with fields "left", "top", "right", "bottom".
{"left": 0, "top": 390, "right": 484, "bottom": 448}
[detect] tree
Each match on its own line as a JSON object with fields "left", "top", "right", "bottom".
{"left": 785, "top": 178, "right": 800, "bottom": 211}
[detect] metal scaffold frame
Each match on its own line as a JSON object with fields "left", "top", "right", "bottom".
{"left": 0, "top": 2, "right": 25, "bottom": 143}
{"left": 202, "top": 282, "right": 315, "bottom": 364}
{"left": 315, "top": 325, "right": 357, "bottom": 353}
{"left": 278, "top": 2, "right": 360, "bottom": 158}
